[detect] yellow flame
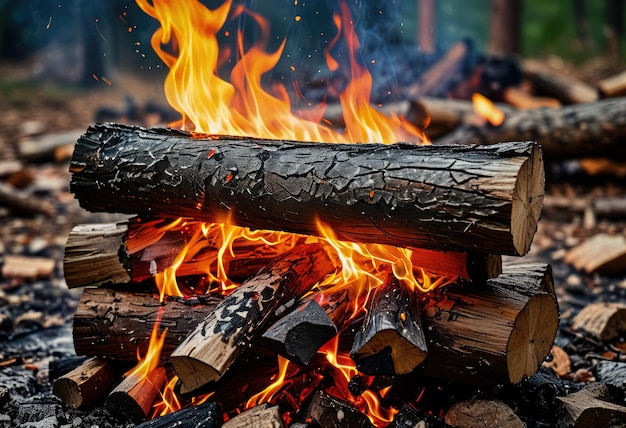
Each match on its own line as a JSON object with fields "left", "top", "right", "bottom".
{"left": 245, "top": 355, "right": 291, "bottom": 409}
{"left": 135, "top": 0, "right": 426, "bottom": 145}
{"left": 125, "top": 307, "right": 167, "bottom": 380}
{"left": 472, "top": 92, "right": 505, "bottom": 126}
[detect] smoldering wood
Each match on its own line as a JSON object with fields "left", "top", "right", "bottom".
{"left": 306, "top": 390, "right": 373, "bottom": 428}
{"left": 70, "top": 123, "right": 544, "bottom": 256}
{"left": 64, "top": 223, "right": 130, "bottom": 288}
{"left": 52, "top": 357, "right": 120, "bottom": 409}
{"left": 64, "top": 219, "right": 501, "bottom": 290}
{"left": 416, "top": 263, "right": 559, "bottom": 385}
{"left": 435, "top": 97, "right": 626, "bottom": 160}
{"left": 134, "top": 402, "right": 223, "bottom": 428}
{"left": 105, "top": 367, "right": 167, "bottom": 423}
{"left": 350, "top": 273, "right": 427, "bottom": 376}
{"left": 72, "top": 287, "right": 223, "bottom": 362}
{"left": 170, "top": 243, "right": 335, "bottom": 394}
{"left": 444, "top": 398, "right": 524, "bottom": 428}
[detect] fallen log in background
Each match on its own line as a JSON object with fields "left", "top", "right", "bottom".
{"left": 73, "top": 287, "right": 223, "bottom": 362}
{"left": 70, "top": 123, "right": 544, "bottom": 256}
{"left": 416, "top": 263, "right": 558, "bottom": 385}
{"left": 170, "top": 242, "right": 335, "bottom": 393}
{"left": 435, "top": 97, "right": 626, "bottom": 160}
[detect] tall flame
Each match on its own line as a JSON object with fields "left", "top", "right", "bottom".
{"left": 135, "top": 0, "right": 426, "bottom": 144}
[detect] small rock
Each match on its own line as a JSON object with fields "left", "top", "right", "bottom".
{"left": 23, "top": 415, "right": 59, "bottom": 428}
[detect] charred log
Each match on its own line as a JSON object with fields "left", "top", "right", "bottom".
{"left": 70, "top": 123, "right": 544, "bottom": 256}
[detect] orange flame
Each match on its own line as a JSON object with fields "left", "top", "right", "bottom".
{"left": 245, "top": 355, "right": 291, "bottom": 409}
{"left": 135, "top": 0, "right": 426, "bottom": 144}
{"left": 472, "top": 92, "right": 505, "bottom": 126}
{"left": 320, "top": 335, "right": 398, "bottom": 425}
{"left": 124, "top": 307, "right": 167, "bottom": 382}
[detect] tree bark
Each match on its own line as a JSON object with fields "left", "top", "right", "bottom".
{"left": 170, "top": 242, "right": 335, "bottom": 393}
{"left": 73, "top": 287, "right": 223, "bottom": 362}
{"left": 417, "top": 263, "right": 559, "bottom": 385}
{"left": 435, "top": 97, "right": 626, "bottom": 160}
{"left": 350, "top": 272, "right": 427, "bottom": 376}
{"left": 70, "top": 123, "right": 544, "bottom": 256}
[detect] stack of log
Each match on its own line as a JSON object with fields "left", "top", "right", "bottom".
{"left": 56, "top": 122, "right": 559, "bottom": 426}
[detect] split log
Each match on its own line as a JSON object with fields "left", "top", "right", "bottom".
{"left": 72, "top": 287, "right": 223, "bottom": 362}
{"left": 570, "top": 302, "right": 626, "bottom": 341}
{"left": 64, "top": 223, "right": 131, "bottom": 288}
{"left": 0, "top": 182, "right": 54, "bottom": 218}
{"left": 417, "top": 263, "right": 558, "bottom": 385}
{"left": 564, "top": 234, "right": 626, "bottom": 275}
{"left": 260, "top": 290, "right": 352, "bottom": 365}
{"left": 17, "top": 129, "right": 83, "bottom": 163}
{"left": 350, "top": 272, "right": 427, "bottom": 376}
{"left": 134, "top": 402, "right": 223, "bottom": 428}
{"left": 70, "top": 123, "right": 544, "bottom": 256}
{"left": 222, "top": 403, "right": 284, "bottom": 428}
{"left": 444, "top": 398, "right": 524, "bottom": 428}
{"left": 523, "top": 59, "right": 599, "bottom": 104}
{"left": 0, "top": 255, "right": 55, "bottom": 280}
{"left": 64, "top": 219, "right": 501, "bottom": 290}
{"left": 557, "top": 383, "right": 626, "bottom": 428}
{"left": 170, "top": 243, "right": 335, "bottom": 393}
{"left": 435, "top": 97, "right": 626, "bottom": 160}
{"left": 52, "top": 357, "right": 119, "bottom": 409}
{"left": 306, "top": 390, "right": 373, "bottom": 428}
{"left": 106, "top": 367, "right": 167, "bottom": 423}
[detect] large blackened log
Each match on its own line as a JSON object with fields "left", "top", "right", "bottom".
{"left": 70, "top": 123, "right": 544, "bottom": 256}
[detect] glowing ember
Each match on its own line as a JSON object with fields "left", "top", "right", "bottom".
{"left": 472, "top": 92, "right": 505, "bottom": 126}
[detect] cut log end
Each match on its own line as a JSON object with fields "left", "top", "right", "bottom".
{"left": 507, "top": 293, "right": 559, "bottom": 383}
{"left": 169, "top": 357, "right": 220, "bottom": 395}
{"left": 512, "top": 142, "right": 545, "bottom": 256}
{"left": 352, "top": 330, "right": 427, "bottom": 375}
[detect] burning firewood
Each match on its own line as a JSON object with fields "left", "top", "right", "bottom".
{"left": 106, "top": 366, "right": 167, "bottom": 422}
{"left": 170, "top": 242, "right": 335, "bottom": 393}
{"left": 72, "top": 287, "right": 223, "bottom": 362}
{"left": 70, "top": 123, "right": 544, "bottom": 256}
{"left": 260, "top": 290, "right": 352, "bottom": 365}
{"left": 63, "top": 220, "right": 502, "bottom": 289}
{"left": 350, "top": 271, "right": 427, "bottom": 376}
{"left": 417, "top": 263, "right": 558, "bottom": 385}
{"left": 52, "top": 357, "right": 120, "bottom": 409}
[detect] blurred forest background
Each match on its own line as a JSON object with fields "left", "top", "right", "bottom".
{"left": 0, "top": 0, "right": 623, "bottom": 91}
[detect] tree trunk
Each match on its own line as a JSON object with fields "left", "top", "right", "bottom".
{"left": 70, "top": 123, "right": 544, "bottom": 256}
{"left": 488, "top": 0, "right": 522, "bottom": 56}
{"left": 170, "top": 242, "right": 335, "bottom": 393}
{"left": 418, "top": 0, "right": 436, "bottom": 54}
{"left": 435, "top": 97, "right": 626, "bottom": 160}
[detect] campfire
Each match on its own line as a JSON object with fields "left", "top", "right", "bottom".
{"left": 56, "top": 0, "right": 556, "bottom": 426}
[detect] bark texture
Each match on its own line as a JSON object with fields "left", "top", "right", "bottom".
{"left": 70, "top": 123, "right": 544, "bottom": 256}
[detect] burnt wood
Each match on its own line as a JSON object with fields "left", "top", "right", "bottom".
{"left": 170, "top": 242, "right": 335, "bottom": 393}
{"left": 134, "top": 402, "right": 223, "bottom": 428}
{"left": 350, "top": 272, "right": 427, "bottom": 376}
{"left": 70, "top": 123, "right": 544, "bottom": 256}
